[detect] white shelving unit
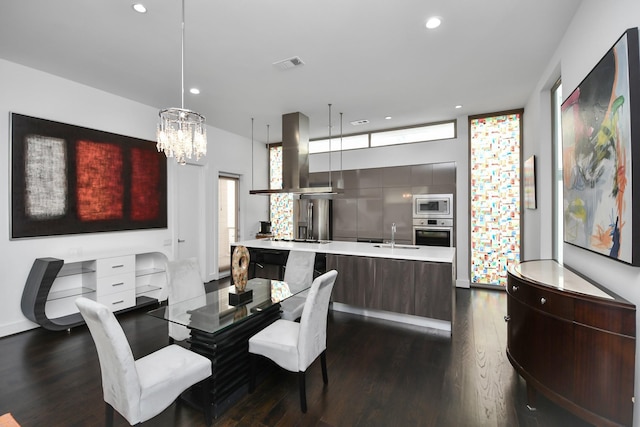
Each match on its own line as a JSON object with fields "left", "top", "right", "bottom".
{"left": 22, "top": 251, "right": 168, "bottom": 331}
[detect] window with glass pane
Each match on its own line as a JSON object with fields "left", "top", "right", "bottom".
{"left": 469, "top": 112, "right": 522, "bottom": 287}
{"left": 370, "top": 122, "right": 455, "bottom": 147}
{"left": 309, "top": 134, "right": 369, "bottom": 153}
{"left": 552, "top": 81, "right": 563, "bottom": 263}
{"left": 268, "top": 145, "right": 293, "bottom": 238}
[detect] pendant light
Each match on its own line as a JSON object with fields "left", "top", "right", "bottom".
{"left": 156, "top": 0, "right": 207, "bottom": 165}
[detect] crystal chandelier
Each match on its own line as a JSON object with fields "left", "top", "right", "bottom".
{"left": 156, "top": 0, "right": 207, "bottom": 165}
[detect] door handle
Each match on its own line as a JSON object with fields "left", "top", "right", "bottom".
{"left": 178, "top": 239, "right": 185, "bottom": 243}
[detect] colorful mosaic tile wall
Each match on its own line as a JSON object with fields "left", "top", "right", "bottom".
{"left": 269, "top": 146, "right": 293, "bottom": 239}
{"left": 470, "top": 114, "right": 521, "bottom": 286}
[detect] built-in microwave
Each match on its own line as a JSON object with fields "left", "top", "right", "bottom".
{"left": 413, "top": 193, "right": 453, "bottom": 219}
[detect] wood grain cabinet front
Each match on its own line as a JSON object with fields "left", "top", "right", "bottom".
{"left": 327, "top": 254, "right": 371, "bottom": 307}
{"left": 372, "top": 258, "right": 414, "bottom": 314}
{"left": 506, "top": 260, "right": 635, "bottom": 427}
{"left": 327, "top": 254, "right": 453, "bottom": 323}
{"left": 414, "top": 261, "right": 454, "bottom": 321}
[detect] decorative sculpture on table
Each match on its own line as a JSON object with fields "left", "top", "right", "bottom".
{"left": 230, "top": 245, "right": 252, "bottom": 305}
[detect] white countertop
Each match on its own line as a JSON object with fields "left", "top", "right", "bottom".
{"left": 235, "top": 239, "right": 455, "bottom": 263}
{"left": 513, "top": 260, "right": 614, "bottom": 300}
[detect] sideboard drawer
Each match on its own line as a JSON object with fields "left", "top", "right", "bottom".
{"left": 508, "top": 279, "right": 573, "bottom": 320}
{"left": 96, "top": 255, "right": 135, "bottom": 278}
{"left": 97, "top": 290, "right": 135, "bottom": 312}
{"left": 96, "top": 273, "right": 135, "bottom": 297}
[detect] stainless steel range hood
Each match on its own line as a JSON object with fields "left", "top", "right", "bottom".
{"left": 250, "top": 112, "right": 343, "bottom": 197}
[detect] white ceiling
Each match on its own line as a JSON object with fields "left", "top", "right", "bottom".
{"left": 0, "top": 0, "right": 581, "bottom": 143}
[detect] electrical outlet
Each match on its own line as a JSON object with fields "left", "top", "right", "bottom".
{"left": 68, "top": 247, "right": 82, "bottom": 256}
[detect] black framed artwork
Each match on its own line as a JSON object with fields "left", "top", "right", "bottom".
{"left": 524, "top": 155, "right": 536, "bottom": 210}
{"left": 10, "top": 113, "right": 167, "bottom": 238}
{"left": 561, "top": 27, "right": 640, "bottom": 265}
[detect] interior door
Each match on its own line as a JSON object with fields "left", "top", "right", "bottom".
{"left": 218, "top": 174, "right": 239, "bottom": 275}
{"left": 177, "top": 164, "right": 203, "bottom": 261}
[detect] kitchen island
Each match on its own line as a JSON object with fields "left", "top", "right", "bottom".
{"left": 234, "top": 239, "right": 456, "bottom": 334}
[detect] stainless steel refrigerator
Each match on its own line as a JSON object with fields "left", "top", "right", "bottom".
{"left": 293, "top": 198, "right": 332, "bottom": 241}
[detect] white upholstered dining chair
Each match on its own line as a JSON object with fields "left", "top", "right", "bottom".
{"left": 248, "top": 269, "right": 337, "bottom": 412}
{"left": 75, "top": 297, "right": 212, "bottom": 426}
{"left": 279, "top": 250, "right": 316, "bottom": 321}
{"left": 166, "top": 257, "right": 206, "bottom": 343}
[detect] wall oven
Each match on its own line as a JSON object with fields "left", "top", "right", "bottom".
{"left": 412, "top": 193, "right": 454, "bottom": 247}
{"left": 413, "top": 218, "right": 454, "bottom": 247}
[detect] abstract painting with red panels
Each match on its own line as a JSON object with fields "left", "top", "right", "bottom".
{"left": 131, "top": 147, "right": 162, "bottom": 221}
{"left": 76, "top": 140, "right": 124, "bottom": 221}
{"left": 10, "top": 113, "right": 167, "bottom": 238}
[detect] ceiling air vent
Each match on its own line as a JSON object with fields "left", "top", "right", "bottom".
{"left": 273, "top": 56, "right": 305, "bottom": 70}
{"left": 350, "top": 119, "right": 370, "bottom": 126}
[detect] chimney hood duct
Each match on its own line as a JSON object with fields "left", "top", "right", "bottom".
{"left": 249, "top": 112, "right": 343, "bottom": 197}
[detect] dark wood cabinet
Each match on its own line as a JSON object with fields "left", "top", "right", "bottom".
{"left": 414, "top": 261, "right": 454, "bottom": 321}
{"left": 372, "top": 258, "right": 414, "bottom": 314}
{"left": 326, "top": 254, "right": 370, "bottom": 307}
{"left": 506, "top": 260, "right": 635, "bottom": 427}
{"left": 327, "top": 254, "right": 453, "bottom": 324}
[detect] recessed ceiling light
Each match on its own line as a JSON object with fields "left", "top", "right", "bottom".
{"left": 132, "top": 3, "right": 147, "bottom": 13}
{"left": 189, "top": 88, "right": 200, "bottom": 95}
{"left": 425, "top": 17, "right": 441, "bottom": 29}
{"left": 455, "top": 105, "right": 462, "bottom": 109}
{"left": 385, "top": 116, "right": 392, "bottom": 120}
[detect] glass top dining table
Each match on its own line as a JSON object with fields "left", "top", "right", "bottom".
{"left": 147, "top": 278, "right": 307, "bottom": 334}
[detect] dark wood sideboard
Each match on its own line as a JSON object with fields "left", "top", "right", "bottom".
{"left": 506, "top": 260, "right": 636, "bottom": 427}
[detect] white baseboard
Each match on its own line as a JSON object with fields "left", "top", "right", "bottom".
{"left": 456, "top": 279, "right": 471, "bottom": 289}
{"left": 0, "top": 319, "right": 39, "bottom": 338}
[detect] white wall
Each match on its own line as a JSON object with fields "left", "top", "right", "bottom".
{"left": 310, "top": 117, "right": 470, "bottom": 288}
{"left": 525, "top": 1, "right": 640, "bottom": 423}
{"left": 0, "top": 59, "right": 268, "bottom": 337}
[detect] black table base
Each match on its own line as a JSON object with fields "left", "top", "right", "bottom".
{"left": 183, "top": 303, "right": 281, "bottom": 418}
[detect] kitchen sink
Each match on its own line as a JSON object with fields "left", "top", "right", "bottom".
{"left": 373, "top": 244, "right": 421, "bottom": 250}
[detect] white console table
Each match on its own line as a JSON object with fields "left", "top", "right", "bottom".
{"left": 21, "top": 251, "right": 168, "bottom": 331}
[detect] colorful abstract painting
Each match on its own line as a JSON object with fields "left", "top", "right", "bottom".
{"left": 561, "top": 28, "right": 640, "bottom": 265}
{"left": 11, "top": 113, "right": 167, "bottom": 238}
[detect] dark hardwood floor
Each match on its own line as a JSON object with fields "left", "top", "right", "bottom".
{"left": 0, "top": 287, "right": 593, "bottom": 427}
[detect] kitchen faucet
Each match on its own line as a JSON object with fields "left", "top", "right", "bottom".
{"left": 391, "top": 223, "right": 396, "bottom": 248}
